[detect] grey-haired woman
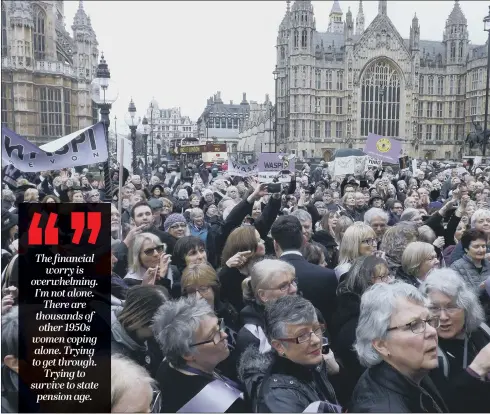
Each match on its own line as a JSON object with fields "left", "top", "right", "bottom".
{"left": 420, "top": 269, "right": 490, "bottom": 413}
{"left": 349, "top": 281, "right": 448, "bottom": 413}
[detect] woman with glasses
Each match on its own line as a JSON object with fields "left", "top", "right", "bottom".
{"left": 124, "top": 233, "right": 181, "bottom": 297}
{"left": 330, "top": 256, "right": 392, "bottom": 404}
{"left": 349, "top": 281, "right": 447, "bottom": 413}
{"left": 398, "top": 242, "right": 439, "bottom": 288}
{"left": 111, "top": 285, "right": 169, "bottom": 378}
{"left": 181, "top": 263, "right": 240, "bottom": 380}
{"left": 239, "top": 295, "right": 340, "bottom": 413}
{"left": 335, "top": 222, "right": 377, "bottom": 281}
{"left": 153, "top": 296, "right": 250, "bottom": 413}
{"left": 420, "top": 269, "right": 490, "bottom": 413}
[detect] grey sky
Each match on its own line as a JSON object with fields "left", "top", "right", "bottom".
{"left": 64, "top": 1, "right": 489, "bottom": 134}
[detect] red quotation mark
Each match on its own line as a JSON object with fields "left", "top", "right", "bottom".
{"left": 28, "top": 212, "right": 101, "bottom": 245}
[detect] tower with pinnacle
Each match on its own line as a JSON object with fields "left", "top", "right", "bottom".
{"left": 442, "top": 0, "right": 469, "bottom": 65}
{"left": 327, "top": 0, "right": 343, "bottom": 33}
{"left": 355, "top": 1, "right": 364, "bottom": 35}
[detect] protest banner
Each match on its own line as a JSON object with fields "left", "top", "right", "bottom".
{"left": 1, "top": 123, "right": 108, "bottom": 172}
{"left": 227, "top": 158, "right": 258, "bottom": 177}
{"left": 258, "top": 153, "right": 296, "bottom": 183}
{"left": 363, "top": 133, "right": 402, "bottom": 164}
{"left": 116, "top": 135, "right": 133, "bottom": 172}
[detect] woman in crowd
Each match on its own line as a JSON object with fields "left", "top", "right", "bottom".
{"left": 153, "top": 296, "right": 250, "bottom": 413}
{"left": 172, "top": 236, "right": 208, "bottom": 273}
{"left": 312, "top": 211, "right": 340, "bottom": 268}
{"left": 380, "top": 222, "right": 418, "bottom": 274}
{"left": 333, "top": 216, "right": 353, "bottom": 245}
{"left": 218, "top": 226, "right": 266, "bottom": 312}
{"left": 239, "top": 295, "right": 340, "bottom": 413}
{"left": 41, "top": 195, "right": 60, "bottom": 203}
{"left": 181, "top": 263, "right": 240, "bottom": 379}
{"left": 111, "top": 354, "right": 156, "bottom": 413}
{"left": 335, "top": 222, "right": 377, "bottom": 281}
{"left": 23, "top": 188, "right": 39, "bottom": 202}
{"left": 69, "top": 189, "right": 84, "bottom": 203}
{"left": 349, "top": 281, "right": 447, "bottom": 413}
{"left": 330, "top": 255, "right": 392, "bottom": 404}
{"left": 111, "top": 285, "right": 169, "bottom": 378}
{"left": 188, "top": 208, "right": 208, "bottom": 242}
{"left": 398, "top": 241, "right": 439, "bottom": 287}
{"left": 420, "top": 269, "right": 490, "bottom": 413}
{"left": 301, "top": 242, "right": 328, "bottom": 267}
{"left": 340, "top": 192, "right": 361, "bottom": 222}
{"left": 450, "top": 229, "right": 490, "bottom": 292}
{"left": 235, "top": 259, "right": 298, "bottom": 358}
{"left": 124, "top": 232, "right": 179, "bottom": 297}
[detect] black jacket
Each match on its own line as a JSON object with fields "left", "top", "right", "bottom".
{"left": 281, "top": 253, "right": 338, "bottom": 327}
{"left": 311, "top": 230, "right": 339, "bottom": 268}
{"left": 238, "top": 346, "right": 339, "bottom": 413}
{"left": 218, "top": 266, "right": 247, "bottom": 313}
{"left": 348, "top": 361, "right": 448, "bottom": 413}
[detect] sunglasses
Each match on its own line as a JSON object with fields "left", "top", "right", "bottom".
{"left": 143, "top": 244, "right": 165, "bottom": 256}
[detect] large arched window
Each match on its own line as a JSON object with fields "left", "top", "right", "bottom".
{"left": 32, "top": 5, "right": 46, "bottom": 60}
{"left": 301, "top": 30, "right": 307, "bottom": 48}
{"left": 293, "top": 30, "right": 298, "bottom": 48}
{"left": 1, "top": 2, "right": 7, "bottom": 57}
{"left": 360, "top": 60, "right": 401, "bottom": 137}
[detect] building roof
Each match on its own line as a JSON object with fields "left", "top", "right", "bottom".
{"left": 447, "top": 0, "right": 467, "bottom": 25}
{"left": 330, "top": 0, "right": 342, "bottom": 15}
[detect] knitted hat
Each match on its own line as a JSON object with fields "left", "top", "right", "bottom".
{"left": 148, "top": 198, "right": 163, "bottom": 210}
{"left": 164, "top": 213, "right": 186, "bottom": 232}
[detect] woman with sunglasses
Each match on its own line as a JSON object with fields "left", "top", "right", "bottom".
{"left": 239, "top": 295, "right": 340, "bottom": 413}
{"left": 124, "top": 232, "right": 181, "bottom": 298}
{"left": 153, "top": 296, "right": 251, "bottom": 413}
{"left": 349, "top": 281, "right": 447, "bottom": 413}
{"left": 181, "top": 263, "right": 240, "bottom": 380}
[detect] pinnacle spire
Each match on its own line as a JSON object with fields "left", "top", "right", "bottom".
{"left": 378, "top": 0, "right": 387, "bottom": 16}
{"left": 79, "top": 1, "right": 83, "bottom": 10}
{"left": 286, "top": 0, "right": 290, "bottom": 13}
{"left": 359, "top": 0, "right": 363, "bottom": 13}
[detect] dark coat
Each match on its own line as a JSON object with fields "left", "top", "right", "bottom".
{"left": 281, "top": 253, "right": 338, "bottom": 327}
{"left": 238, "top": 347, "right": 339, "bottom": 413}
{"left": 311, "top": 230, "right": 339, "bottom": 268}
{"left": 348, "top": 361, "right": 448, "bottom": 413}
{"left": 218, "top": 266, "right": 247, "bottom": 313}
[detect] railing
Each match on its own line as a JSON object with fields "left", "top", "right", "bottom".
{"left": 1, "top": 57, "right": 77, "bottom": 78}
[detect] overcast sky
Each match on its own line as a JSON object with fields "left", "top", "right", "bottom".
{"left": 64, "top": 1, "right": 489, "bottom": 134}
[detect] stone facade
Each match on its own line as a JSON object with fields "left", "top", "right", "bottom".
{"left": 275, "top": 0, "right": 488, "bottom": 161}
{"left": 1, "top": 1, "right": 98, "bottom": 145}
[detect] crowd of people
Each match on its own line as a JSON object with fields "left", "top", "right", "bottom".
{"left": 1, "top": 157, "right": 490, "bottom": 413}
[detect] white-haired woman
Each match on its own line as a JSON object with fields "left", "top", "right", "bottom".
{"left": 420, "top": 269, "right": 490, "bottom": 413}
{"left": 349, "top": 282, "right": 447, "bottom": 413}
{"left": 239, "top": 295, "right": 340, "bottom": 413}
{"left": 398, "top": 242, "right": 439, "bottom": 287}
{"left": 335, "top": 222, "right": 377, "bottom": 281}
{"left": 153, "top": 296, "right": 250, "bottom": 413}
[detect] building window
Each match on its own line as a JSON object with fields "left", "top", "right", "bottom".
{"left": 280, "top": 46, "right": 285, "bottom": 61}
{"left": 325, "top": 97, "right": 331, "bottom": 114}
{"left": 292, "top": 120, "right": 297, "bottom": 137}
{"left": 425, "top": 125, "right": 432, "bottom": 140}
{"left": 448, "top": 102, "right": 453, "bottom": 117}
{"left": 1, "top": 81, "right": 7, "bottom": 126}
{"left": 315, "top": 70, "right": 321, "bottom": 89}
{"left": 419, "top": 75, "right": 424, "bottom": 94}
{"left": 326, "top": 71, "right": 332, "bottom": 90}
{"left": 437, "top": 77, "right": 444, "bottom": 95}
{"left": 450, "top": 41, "right": 456, "bottom": 60}
{"left": 470, "top": 97, "right": 478, "bottom": 116}
{"left": 325, "top": 121, "right": 331, "bottom": 138}
{"left": 221, "top": 118, "right": 226, "bottom": 128}
{"left": 293, "top": 30, "right": 299, "bottom": 48}
{"left": 301, "top": 120, "right": 306, "bottom": 137}
{"left": 335, "top": 121, "right": 342, "bottom": 138}
{"left": 40, "top": 87, "right": 62, "bottom": 137}
{"left": 336, "top": 71, "right": 343, "bottom": 90}
{"left": 447, "top": 125, "right": 452, "bottom": 140}
{"left": 479, "top": 68, "right": 483, "bottom": 88}
{"left": 471, "top": 71, "right": 478, "bottom": 91}
{"left": 293, "top": 95, "right": 298, "bottom": 112}
{"left": 314, "top": 121, "right": 320, "bottom": 137}
{"left": 455, "top": 125, "right": 460, "bottom": 140}
{"left": 457, "top": 76, "right": 463, "bottom": 94}
{"left": 427, "top": 103, "right": 432, "bottom": 118}
{"left": 435, "top": 125, "right": 442, "bottom": 140}
{"left": 336, "top": 98, "right": 343, "bottom": 115}
{"left": 436, "top": 102, "right": 443, "bottom": 118}
{"left": 294, "top": 67, "right": 298, "bottom": 87}
{"left": 64, "top": 89, "right": 71, "bottom": 134}
{"left": 227, "top": 118, "right": 232, "bottom": 129}
{"left": 360, "top": 60, "right": 401, "bottom": 137}
{"left": 315, "top": 97, "right": 321, "bottom": 113}
{"left": 428, "top": 77, "right": 434, "bottom": 95}
{"left": 417, "top": 124, "right": 423, "bottom": 141}
{"left": 32, "top": 4, "right": 46, "bottom": 60}
{"left": 301, "top": 30, "right": 307, "bottom": 48}
{"left": 418, "top": 102, "right": 423, "bottom": 117}
{"left": 214, "top": 118, "right": 220, "bottom": 128}
{"left": 301, "top": 66, "right": 306, "bottom": 87}
{"left": 1, "top": 2, "right": 7, "bottom": 58}
{"left": 449, "top": 76, "right": 454, "bottom": 94}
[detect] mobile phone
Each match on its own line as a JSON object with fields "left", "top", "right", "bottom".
{"left": 267, "top": 183, "right": 282, "bottom": 193}
{"left": 322, "top": 337, "right": 330, "bottom": 354}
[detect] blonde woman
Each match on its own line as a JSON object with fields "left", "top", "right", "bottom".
{"left": 335, "top": 222, "right": 377, "bottom": 281}
{"left": 23, "top": 188, "right": 39, "bottom": 202}
{"left": 398, "top": 241, "right": 439, "bottom": 287}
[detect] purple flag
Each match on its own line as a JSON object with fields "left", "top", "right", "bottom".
{"left": 363, "top": 133, "right": 402, "bottom": 164}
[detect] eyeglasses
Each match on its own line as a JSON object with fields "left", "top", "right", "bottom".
{"left": 361, "top": 238, "right": 377, "bottom": 246}
{"left": 374, "top": 274, "right": 392, "bottom": 283}
{"left": 143, "top": 244, "right": 165, "bottom": 256}
{"left": 189, "top": 318, "right": 225, "bottom": 347}
{"left": 262, "top": 278, "right": 298, "bottom": 292}
{"left": 277, "top": 325, "right": 325, "bottom": 344}
{"left": 185, "top": 285, "right": 212, "bottom": 295}
{"left": 169, "top": 223, "right": 187, "bottom": 230}
{"left": 387, "top": 316, "right": 440, "bottom": 335}
{"left": 428, "top": 306, "right": 461, "bottom": 316}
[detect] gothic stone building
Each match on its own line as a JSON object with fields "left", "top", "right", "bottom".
{"left": 1, "top": 1, "right": 98, "bottom": 145}
{"left": 275, "top": 0, "right": 488, "bottom": 161}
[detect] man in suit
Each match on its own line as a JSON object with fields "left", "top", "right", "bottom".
{"left": 271, "top": 215, "right": 338, "bottom": 328}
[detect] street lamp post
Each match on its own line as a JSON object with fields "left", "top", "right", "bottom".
{"left": 141, "top": 116, "right": 150, "bottom": 171}
{"left": 125, "top": 98, "right": 140, "bottom": 172}
{"left": 90, "top": 54, "right": 118, "bottom": 201}
{"left": 379, "top": 85, "right": 387, "bottom": 136}
{"left": 273, "top": 66, "right": 279, "bottom": 152}
{"left": 483, "top": 6, "right": 490, "bottom": 157}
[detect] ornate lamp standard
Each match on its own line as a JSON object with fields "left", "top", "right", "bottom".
{"left": 273, "top": 66, "right": 279, "bottom": 152}
{"left": 90, "top": 54, "right": 118, "bottom": 200}
{"left": 124, "top": 99, "right": 140, "bottom": 171}
{"left": 141, "top": 116, "right": 150, "bottom": 171}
